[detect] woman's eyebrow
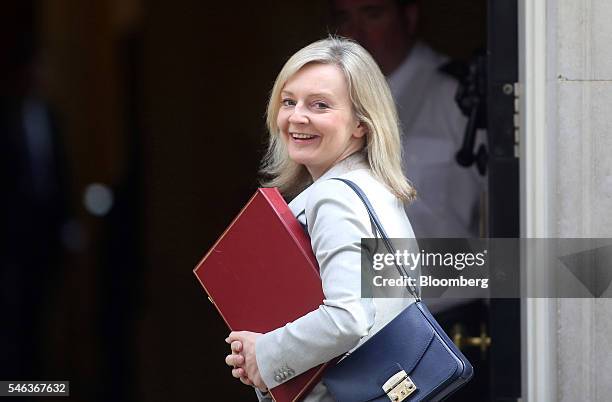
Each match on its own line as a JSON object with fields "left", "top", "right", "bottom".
{"left": 308, "top": 92, "right": 334, "bottom": 99}
{"left": 281, "top": 90, "right": 335, "bottom": 99}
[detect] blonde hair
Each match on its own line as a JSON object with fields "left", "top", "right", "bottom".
{"left": 260, "top": 36, "right": 416, "bottom": 202}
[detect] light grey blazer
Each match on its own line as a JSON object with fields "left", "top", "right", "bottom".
{"left": 255, "top": 152, "right": 416, "bottom": 402}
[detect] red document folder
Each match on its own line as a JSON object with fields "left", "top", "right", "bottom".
{"left": 194, "top": 188, "right": 327, "bottom": 402}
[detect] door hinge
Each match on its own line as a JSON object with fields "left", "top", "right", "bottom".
{"left": 512, "top": 82, "right": 520, "bottom": 158}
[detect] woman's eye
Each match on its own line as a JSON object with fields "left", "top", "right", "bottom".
{"left": 281, "top": 99, "right": 295, "bottom": 107}
{"left": 313, "top": 102, "right": 329, "bottom": 109}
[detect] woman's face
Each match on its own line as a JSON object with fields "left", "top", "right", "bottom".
{"left": 277, "top": 63, "right": 366, "bottom": 180}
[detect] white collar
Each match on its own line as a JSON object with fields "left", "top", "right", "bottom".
{"left": 315, "top": 150, "right": 369, "bottom": 183}
{"left": 288, "top": 151, "right": 368, "bottom": 214}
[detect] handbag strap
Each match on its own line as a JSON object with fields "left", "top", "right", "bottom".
{"left": 332, "top": 178, "right": 421, "bottom": 301}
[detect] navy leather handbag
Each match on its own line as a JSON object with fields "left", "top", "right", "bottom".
{"left": 322, "top": 179, "right": 473, "bottom": 402}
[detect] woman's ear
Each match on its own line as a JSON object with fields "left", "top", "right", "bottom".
{"left": 353, "top": 121, "right": 368, "bottom": 139}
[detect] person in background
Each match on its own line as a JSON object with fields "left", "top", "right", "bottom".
{"left": 330, "top": 0, "right": 484, "bottom": 239}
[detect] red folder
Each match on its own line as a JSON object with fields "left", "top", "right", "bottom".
{"left": 194, "top": 188, "right": 327, "bottom": 402}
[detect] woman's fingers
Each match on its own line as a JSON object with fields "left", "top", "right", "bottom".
{"left": 225, "top": 353, "right": 244, "bottom": 367}
{"left": 231, "top": 367, "right": 246, "bottom": 378}
{"left": 231, "top": 340, "right": 242, "bottom": 353}
{"left": 226, "top": 331, "right": 244, "bottom": 343}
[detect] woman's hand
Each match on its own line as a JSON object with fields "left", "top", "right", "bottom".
{"left": 225, "top": 331, "right": 268, "bottom": 392}
{"left": 225, "top": 339, "right": 253, "bottom": 386}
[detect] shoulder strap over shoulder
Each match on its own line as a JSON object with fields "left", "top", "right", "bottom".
{"left": 331, "top": 178, "right": 421, "bottom": 301}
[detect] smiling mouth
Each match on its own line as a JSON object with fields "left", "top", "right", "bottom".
{"left": 290, "top": 132, "right": 318, "bottom": 140}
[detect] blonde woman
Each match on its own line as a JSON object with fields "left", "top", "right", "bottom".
{"left": 225, "top": 36, "right": 417, "bottom": 401}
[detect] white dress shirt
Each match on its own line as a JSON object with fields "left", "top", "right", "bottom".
{"left": 389, "top": 42, "right": 485, "bottom": 239}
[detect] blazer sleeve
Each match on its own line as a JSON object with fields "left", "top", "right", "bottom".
{"left": 255, "top": 179, "right": 376, "bottom": 389}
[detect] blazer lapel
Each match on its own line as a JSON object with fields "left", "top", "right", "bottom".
{"left": 288, "top": 185, "right": 311, "bottom": 230}
{"left": 288, "top": 151, "right": 369, "bottom": 231}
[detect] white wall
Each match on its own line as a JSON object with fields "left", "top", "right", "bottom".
{"left": 555, "top": 0, "right": 612, "bottom": 400}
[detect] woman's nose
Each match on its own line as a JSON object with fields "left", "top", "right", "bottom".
{"left": 288, "top": 104, "right": 309, "bottom": 124}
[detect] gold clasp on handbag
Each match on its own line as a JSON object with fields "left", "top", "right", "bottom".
{"left": 382, "top": 370, "right": 417, "bottom": 401}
